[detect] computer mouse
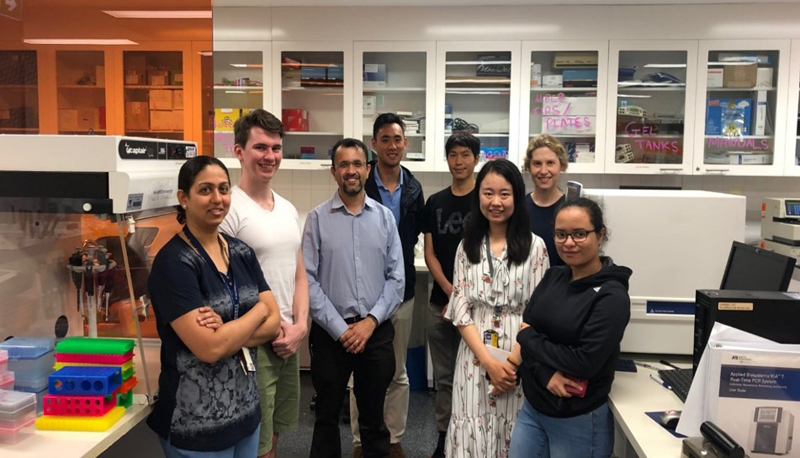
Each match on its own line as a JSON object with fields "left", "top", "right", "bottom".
{"left": 659, "top": 410, "right": 682, "bottom": 429}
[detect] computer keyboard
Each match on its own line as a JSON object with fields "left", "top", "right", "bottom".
{"left": 658, "top": 368, "right": 693, "bottom": 403}
{"left": 616, "top": 358, "right": 637, "bottom": 373}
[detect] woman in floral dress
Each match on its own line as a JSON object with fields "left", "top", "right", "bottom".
{"left": 444, "top": 158, "right": 549, "bottom": 458}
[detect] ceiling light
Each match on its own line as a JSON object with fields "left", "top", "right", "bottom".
{"left": 618, "top": 94, "right": 652, "bottom": 99}
{"left": 23, "top": 39, "right": 138, "bottom": 45}
{"left": 103, "top": 10, "right": 211, "bottom": 19}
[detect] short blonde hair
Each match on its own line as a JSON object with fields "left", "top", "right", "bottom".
{"left": 522, "top": 134, "right": 569, "bottom": 172}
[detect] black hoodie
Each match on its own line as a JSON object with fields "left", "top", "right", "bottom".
{"left": 516, "top": 257, "right": 632, "bottom": 418}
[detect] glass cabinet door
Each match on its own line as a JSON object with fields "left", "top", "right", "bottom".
{"left": 56, "top": 50, "right": 107, "bottom": 135}
{"left": 354, "top": 42, "right": 434, "bottom": 172}
{"left": 435, "top": 42, "right": 521, "bottom": 171}
{"left": 521, "top": 41, "right": 608, "bottom": 174}
{"left": 0, "top": 50, "right": 39, "bottom": 135}
{"left": 694, "top": 41, "right": 789, "bottom": 176}
{"left": 273, "top": 42, "right": 352, "bottom": 168}
{"left": 123, "top": 50, "right": 185, "bottom": 140}
{"left": 212, "top": 42, "right": 270, "bottom": 161}
{"left": 788, "top": 39, "right": 800, "bottom": 176}
{"left": 606, "top": 41, "right": 698, "bottom": 174}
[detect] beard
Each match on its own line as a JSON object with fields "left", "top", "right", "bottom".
{"left": 342, "top": 181, "right": 363, "bottom": 196}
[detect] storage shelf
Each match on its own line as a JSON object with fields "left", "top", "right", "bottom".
{"left": 60, "top": 129, "right": 107, "bottom": 134}
{"left": 616, "top": 87, "right": 686, "bottom": 92}
{"left": 446, "top": 60, "right": 511, "bottom": 66}
{"left": 363, "top": 87, "right": 425, "bottom": 93}
{"left": 445, "top": 133, "right": 507, "bottom": 137}
{"left": 127, "top": 130, "right": 183, "bottom": 134}
{"left": 531, "top": 133, "right": 596, "bottom": 138}
{"left": 58, "top": 85, "right": 105, "bottom": 90}
{"left": 530, "top": 87, "right": 598, "bottom": 92}
{"left": 0, "top": 84, "right": 36, "bottom": 89}
{"left": 617, "top": 134, "right": 683, "bottom": 138}
{"left": 125, "top": 85, "right": 183, "bottom": 90}
{"left": 214, "top": 86, "right": 263, "bottom": 90}
{"left": 285, "top": 131, "right": 342, "bottom": 136}
{"left": 705, "top": 135, "right": 772, "bottom": 140}
{"left": 707, "top": 87, "right": 776, "bottom": 92}
{"left": 0, "top": 127, "right": 38, "bottom": 132}
{"left": 445, "top": 88, "right": 510, "bottom": 94}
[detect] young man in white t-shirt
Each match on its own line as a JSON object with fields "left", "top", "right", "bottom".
{"left": 220, "top": 109, "right": 309, "bottom": 458}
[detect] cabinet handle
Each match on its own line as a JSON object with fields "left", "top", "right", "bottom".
{"left": 704, "top": 168, "right": 729, "bottom": 174}
{"left": 659, "top": 168, "right": 682, "bottom": 174}
{"left": 319, "top": 163, "right": 331, "bottom": 168}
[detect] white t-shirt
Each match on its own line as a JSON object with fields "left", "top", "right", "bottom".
{"left": 220, "top": 185, "right": 301, "bottom": 323}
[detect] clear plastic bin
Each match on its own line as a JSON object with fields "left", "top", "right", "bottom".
{"left": 0, "top": 372, "right": 14, "bottom": 390}
{"left": 0, "top": 337, "right": 55, "bottom": 359}
{"left": 0, "top": 349, "right": 7, "bottom": 375}
{"left": 0, "top": 389, "right": 36, "bottom": 421}
{"left": 0, "top": 410, "right": 35, "bottom": 429}
{"left": 8, "top": 350, "right": 55, "bottom": 383}
{"left": 0, "top": 415, "right": 35, "bottom": 444}
{"left": 14, "top": 376, "right": 49, "bottom": 394}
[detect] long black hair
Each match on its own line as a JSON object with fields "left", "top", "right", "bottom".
{"left": 463, "top": 158, "right": 532, "bottom": 266}
{"left": 175, "top": 156, "right": 230, "bottom": 224}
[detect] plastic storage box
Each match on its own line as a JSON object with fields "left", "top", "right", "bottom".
{"left": 0, "top": 371, "right": 14, "bottom": 390}
{"left": 0, "top": 415, "right": 35, "bottom": 444}
{"left": 0, "top": 389, "right": 36, "bottom": 421}
{"left": 0, "top": 349, "right": 7, "bottom": 374}
{"left": 0, "top": 337, "right": 56, "bottom": 384}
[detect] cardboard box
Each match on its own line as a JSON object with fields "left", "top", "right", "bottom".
{"left": 723, "top": 63, "right": 757, "bottom": 88}
{"left": 171, "top": 110, "right": 184, "bottom": 131}
{"left": 542, "top": 75, "right": 563, "bottom": 88}
{"left": 172, "top": 91, "right": 184, "bottom": 110}
{"left": 125, "top": 72, "right": 142, "bottom": 85}
{"left": 149, "top": 90, "right": 173, "bottom": 111}
{"left": 282, "top": 109, "right": 309, "bottom": 132}
{"left": 171, "top": 72, "right": 184, "bottom": 86}
{"left": 96, "top": 66, "right": 105, "bottom": 87}
{"left": 363, "top": 64, "right": 387, "bottom": 87}
{"left": 125, "top": 101, "right": 149, "bottom": 131}
{"left": 553, "top": 52, "right": 598, "bottom": 67}
{"left": 728, "top": 153, "right": 772, "bottom": 165}
{"left": 148, "top": 70, "right": 169, "bottom": 86}
{"left": 215, "top": 108, "right": 239, "bottom": 132}
{"left": 477, "top": 54, "right": 511, "bottom": 77}
{"left": 707, "top": 68, "right": 724, "bottom": 88}
{"left": 150, "top": 110, "right": 174, "bottom": 130}
{"left": 77, "top": 108, "right": 99, "bottom": 130}
{"left": 756, "top": 68, "right": 774, "bottom": 88}
{"left": 58, "top": 109, "right": 78, "bottom": 131}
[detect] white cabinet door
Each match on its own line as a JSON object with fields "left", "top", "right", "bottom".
{"left": 784, "top": 39, "right": 800, "bottom": 177}
{"left": 211, "top": 41, "right": 271, "bottom": 170}
{"left": 605, "top": 40, "right": 698, "bottom": 175}
{"left": 520, "top": 40, "right": 609, "bottom": 175}
{"left": 273, "top": 41, "right": 353, "bottom": 171}
{"left": 354, "top": 41, "right": 436, "bottom": 173}
{"left": 434, "top": 41, "right": 522, "bottom": 172}
{"left": 693, "top": 40, "right": 790, "bottom": 177}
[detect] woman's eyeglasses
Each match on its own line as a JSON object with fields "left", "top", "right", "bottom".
{"left": 554, "top": 229, "right": 596, "bottom": 243}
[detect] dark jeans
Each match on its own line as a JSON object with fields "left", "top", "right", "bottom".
{"left": 309, "top": 320, "right": 395, "bottom": 458}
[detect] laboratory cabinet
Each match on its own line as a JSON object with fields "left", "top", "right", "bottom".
{"left": 785, "top": 39, "right": 800, "bottom": 177}
{"left": 434, "top": 41, "right": 522, "bottom": 172}
{"left": 692, "top": 40, "right": 790, "bottom": 177}
{"left": 354, "top": 41, "right": 436, "bottom": 172}
{"left": 605, "top": 40, "right": 699, "bottom": 175}
{"left": 272, "top": 41, "right": 353, "bottom": 170}
{"left": 520, "top": 41, "right": 609, "bottom": 175}
{"left": 0, "top": 49, "right": 40, "bottom": 135}
{"left": 211, "top": 41, "right": 272, "bottom": 168}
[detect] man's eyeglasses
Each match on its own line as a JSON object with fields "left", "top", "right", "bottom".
{"left": 554, "top": 229, "right": 596, "bottom": 243}
{"left": 336, "top": 160, "right": 365, "bottom": 170}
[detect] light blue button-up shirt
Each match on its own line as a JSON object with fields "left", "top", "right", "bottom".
{"left": 373, "top": 168, "right": 403, "bottom": 227}
{"left": 302, "top": 191, "right": 405, "bottom": 340}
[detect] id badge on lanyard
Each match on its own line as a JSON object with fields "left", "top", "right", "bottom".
{"left": 182, "top": 227, "right": 255, "bottom": 374}
{"left": 483, "top": 237, "right": 504, "bottom": 348}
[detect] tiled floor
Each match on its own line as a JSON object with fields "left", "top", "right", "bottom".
{"left": 278, "top": 373, "right": 439, "bottom": 458}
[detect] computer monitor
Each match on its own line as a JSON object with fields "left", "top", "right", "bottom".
{"left": 719, "top": 241, "right": 795, "bottom": 292}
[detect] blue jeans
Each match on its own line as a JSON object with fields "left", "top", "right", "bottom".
{"left": 509, "top": 400, "right": 613, "bottom": 458}
{"left": 159, "top": 425, "right": 261, "bottom": 458}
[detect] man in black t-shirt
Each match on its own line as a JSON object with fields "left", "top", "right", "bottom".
{"left": 421, "top": 133, "right": 479, "bottom": 458}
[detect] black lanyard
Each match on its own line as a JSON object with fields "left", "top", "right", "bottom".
{"left": 183, "top": 226, "right": 240, "bottom": 320}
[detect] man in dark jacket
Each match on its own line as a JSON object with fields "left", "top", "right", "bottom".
{"left": 349, "top": 113, "right": 424, "bottom": 458}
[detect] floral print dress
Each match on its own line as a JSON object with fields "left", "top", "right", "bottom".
{"left": 444, "top": 235, "right": 549, "bottom": 458}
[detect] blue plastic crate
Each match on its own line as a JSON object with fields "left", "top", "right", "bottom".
{"left": 48, "top": 367, "right": 122, "bottom": 396}
{"left": 0, "top": 337, "right": 55, "bottom": 360}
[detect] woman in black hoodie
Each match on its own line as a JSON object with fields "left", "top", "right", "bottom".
{"left": 509, "top": 197, "right": 632, "bottom": 458}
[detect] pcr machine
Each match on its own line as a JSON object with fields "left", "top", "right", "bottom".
{"left": 761, "top": 197, "right": 800, "bottom": 263}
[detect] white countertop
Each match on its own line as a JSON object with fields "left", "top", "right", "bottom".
{"left": 608, "top": 359, "right": 688, "bottom": 458}
{"left": 3, "top": 402, "right": 152, "bottom": 458}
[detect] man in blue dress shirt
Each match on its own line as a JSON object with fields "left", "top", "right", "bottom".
{"left": 303, "top": 137, "right": 405, "bottom": 458}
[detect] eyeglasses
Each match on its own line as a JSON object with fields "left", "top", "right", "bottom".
{"left": 554, "top": 229, "right": 596, "bottom": 243}
{"left": 336, "top": 160, "right": 365, "bottom": 170}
